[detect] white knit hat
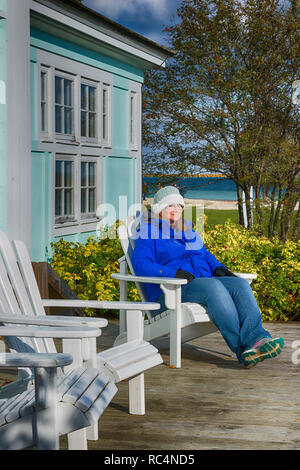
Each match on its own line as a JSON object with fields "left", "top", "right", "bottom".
{"left": 152, "top": 186, "right": 185, "bottom": 215}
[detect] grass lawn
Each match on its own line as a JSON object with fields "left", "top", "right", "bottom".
{"left": 205, "top": 209, "right": 239, "bottom": 229}
{"left": 204, "top": 208, "right": 298, "bottom": 240}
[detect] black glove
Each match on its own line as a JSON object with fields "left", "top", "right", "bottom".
{"left": 213, "top": 266, "right": 237, "bottom": 277}
{"left": 175, "top": 269, "right": 195, "bottom": 283}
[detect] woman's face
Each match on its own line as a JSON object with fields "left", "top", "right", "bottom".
{"left": 160, "top": 204, "right": 183, "bottom": 225}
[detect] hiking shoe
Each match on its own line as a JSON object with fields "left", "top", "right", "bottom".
{"left": 242, "top": 337, "right": 284, "bottom": 369}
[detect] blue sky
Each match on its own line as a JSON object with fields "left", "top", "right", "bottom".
{"left": 82, "top": 0, "right": 182, "bottom": 47}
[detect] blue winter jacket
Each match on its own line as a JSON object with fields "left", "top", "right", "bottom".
{"left": 131, "top": 216, "right": 224, "bottom": 302}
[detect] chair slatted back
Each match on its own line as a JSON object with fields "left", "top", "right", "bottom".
{"left": 0, "top": 231, "right": 56, "bottom": 356}
{"left": 12, "top": 240, "right": 48, "bottom": 320}
{"left": 0, "top": 257, "right": 28, "bottom": 357}
{"left": 118, "top": 214, "right": 154, "bottom": 319}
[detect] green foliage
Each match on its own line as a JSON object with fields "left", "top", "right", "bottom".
{"left": 205, "top": 209, "right": 239, "bottom": 229}
{"left": 50, "top": 220, "right": 299, "bottom": 321}
{"left": 204, "top": 220, "right": 300, "bottom": 321}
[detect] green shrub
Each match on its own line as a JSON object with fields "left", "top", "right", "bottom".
{"left": 204, "top": 219, "right": 300, "bottom": 321}
{"left": 50, "top": 220, "right": 299, "bottom": 321}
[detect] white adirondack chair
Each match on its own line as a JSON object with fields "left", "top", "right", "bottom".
{"left": 0, "top": 229, "right": 163, "bottom": 448}
{"left": 0, "top": 348, "right": 117, "bottom": 450}
{"left": 111, "top": 214, "right": 258, "bottom": 368}
{"left": 0, "top": 314, "right": 114, "bottom": 449}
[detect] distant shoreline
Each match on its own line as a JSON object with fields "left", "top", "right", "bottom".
{"left": 143, "top": 174, "right": 227, "bottom": 178}
{"left": 143, "top": 197, "right": 238, "bottom": 210}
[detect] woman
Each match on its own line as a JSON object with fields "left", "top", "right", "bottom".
{"left": 132, "top": 185, "right": 284, "bottom": 368}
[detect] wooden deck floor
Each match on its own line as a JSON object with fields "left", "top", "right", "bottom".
{"left": 1, "top": 321, "right": 300, "bottom": 451}
{"left": 87, "top": 321, "right": 300, "bottom": 451}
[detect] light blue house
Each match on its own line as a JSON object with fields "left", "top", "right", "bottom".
{"left": 0, "top": 0, "right": 173, "bottom": 261}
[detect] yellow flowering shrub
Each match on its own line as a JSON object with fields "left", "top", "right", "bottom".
{"left": 204, "top": 220, "right": 300, "bottom": 321}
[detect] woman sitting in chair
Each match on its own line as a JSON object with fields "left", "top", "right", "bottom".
{"left": 132, "top": 185, "right": 283, "bottom": 368}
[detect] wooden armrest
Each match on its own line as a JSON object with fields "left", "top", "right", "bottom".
{"left": 0, "top": 324, "right": 102, "bottom": 339}
{"left": 233, "top": 273, "right": 257, "bottom": 280}
{"left": 0, "top": 352, "right": 73, "bottom": 369}
{"left": 111, "top": 273, "right": 187, "bottom": 286}
{"left": 113, "top": 272, "right": 256, "bottom": 283}
{"left": 41, "top": 299, "right": 160, "bottom": 311}
{"left": 0, "top": 314, "right": 107, "bottom": 328}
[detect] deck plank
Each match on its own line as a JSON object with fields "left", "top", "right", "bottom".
{"left": 1, "top": 321, "right": 299, "bottom": 450}
{"left": 89, "top": 321, "right": 300, "bottom": 450}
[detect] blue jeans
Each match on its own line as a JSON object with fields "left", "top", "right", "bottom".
{"left": 155, "top": 277, "right": 271, "bottom": 362}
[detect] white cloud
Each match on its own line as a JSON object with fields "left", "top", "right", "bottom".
{"left": 84, "top": 0, "right": 168, "bottom": 20}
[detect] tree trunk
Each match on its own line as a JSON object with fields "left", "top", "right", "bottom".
{"left": 291, "top": 203, "right": 300, "bottom": 241}
{"left": 236, "top": 184, "right": 245, "bottom": 227}
{"left": 270, "top": 185, "right": 284, "bottom": 238}
{"left": 267, "top": 183, "right": 278, "bottom": 238}
{"left": 244, "top": 185, "right": 254, "bottom": 230}
{"left": 280, "top": 190, "right": 299, "bottom": 243}
{"left": 254, "top": 183, "right": 264, "bottom": 234}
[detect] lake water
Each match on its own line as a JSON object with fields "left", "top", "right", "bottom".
{"left": 143, "top": 176, "right": 237, "bottom": 201}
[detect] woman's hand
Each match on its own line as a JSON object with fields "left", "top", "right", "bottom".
{"left": 175, "top": 269, "right": 195, "bottom": 283}
{"left": 213, "top": 266, "right": 237, "bottom": 277}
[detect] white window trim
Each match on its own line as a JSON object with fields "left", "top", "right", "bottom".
{"left": 129, "top": 81, "right": 141, "bottom": 152}
{"left": 39, "top": 64, "right": 52, "bottom": 140}
{"left": 54, "top": 154, "right": 78, "bottom": 226}
{"left": 102, "top": 82, "right": 112, "bottom": 148}
{"left": 38, "top": 49, "right": 113, "bottom": 149}
{"left": 80, "top": 156, "right": 101, "bottom": 224}
{"left": 53, "top": 153, "right": 102, "bottom": 237}
{"left": 54, "top": 70, "right": 76, "bottom": 142}
{"left": 129, "top": 90, "right": 138, "bottom": 150}
{"left": 80, "top": 78, "right": 99, "bottom": 145}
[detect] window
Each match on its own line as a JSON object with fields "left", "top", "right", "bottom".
{"left": 81, "top": 161, "right": 96, "bottom": 218}
{"left": 40, "top": 66, "right": 51, "bottom": 137}
{"left": 102, "top": 86, "right": 108, "bottom": 142}
{"left": 55, "top": 159, "right": 75, "bottom": 222}
{"left": 41, "top": 70, "right": 48, "bottom": 133}
{"left": 54, "top": 155, "right": 100, "bottom": 229}
{"left": 39, "top": 53, "right": 113, "bottom": 147}
{"left": 130, "top": 93, "right": 134, "bottom": 145}
{"left": 55, "top": 75, "right": 74, "bottom": 137}
{"left": 81, "top": 83, "right": 97, "bottom": 139}
{"left": 129, "top": 90, "right": 138, "bottom": 148}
